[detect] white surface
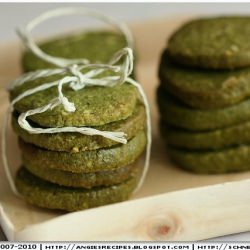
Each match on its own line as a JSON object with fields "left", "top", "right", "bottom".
{"left": 0, "top": 2, "right": 250, "bottom": 242}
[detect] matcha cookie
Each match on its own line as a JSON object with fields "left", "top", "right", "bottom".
{"left": 157, "top": 86, "right": 250, "bottom": 131}
{"left": 168, "top": 144, "right": 250, "bottom": 174}
{"left": 159, "top": 52, "right": 250, "bottom": 109}
{"left": 20, "top": 130, "right": 146, "bottom": 173}
{"left": 16, "top": 167, "right": 136, "bottom": 211}
{"left": 160, "top": 120, "right": 250, "bottom": 150}
{"left": 10, "top": 74, "right": 138, "bottom": 127}
{"left": 24, "top": 162, "right": 139, "bottom": 188}
{"left": 22, "top": 31, "right": 128, "bottom": 72}
{"left": 168, "top": 17, "right": 250, "bottom": 69}
{"left": 12, "top": 104, "right": 145, "bottom": 152}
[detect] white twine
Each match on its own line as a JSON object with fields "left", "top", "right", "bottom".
{"left": 2, "top": 7, "right": 151, "bottom": 197}
{"left": 17, "top": 7, "right": 134, "bottom": 68}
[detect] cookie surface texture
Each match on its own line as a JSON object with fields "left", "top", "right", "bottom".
{"left": 159, "top": 53, "right": 250, "bottom": 109}
{"left": 11, "top": 76, "right": 138, "bottom": 127}
{"left": 168, "top": 17, "right": 250, "bottom": 69}
{"left": 12, "top": 104, "right": 145, "bottom": 152}
{"left": 16, "top": 167, "right": 137, "bottom": 211}
{"left": 24, "top": 162, "right": 139, "bottom": 188}
{"left": 160, "top": 120, "right": 250, "bottom": 150}
{"left": 157, "top": 86, "right": 250, "bottom": 131}
{"left": 22, "top": 31, "right": 127, "bottom": 71}
{"left": 19, "top": 131, "right": 147, "bottom": 173}
{"left": 168, "top": 144, "right": 250, "bottom": 174}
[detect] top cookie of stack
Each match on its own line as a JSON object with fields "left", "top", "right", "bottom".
{"left": 168, "top": 17, "right": 250, "bottom": 70}
{"left": 158, "top": 17, "right": 250, "bottom": 174}
{"left": 22, "top": 31, "right": 128, "bottom": 71}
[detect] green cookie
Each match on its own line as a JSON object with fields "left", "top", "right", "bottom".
{"left": 168, "top": 17, "right": 250, "bottom": 69}
{"left": 22, "top": 31, "right": 128, "bottom": 71}
{"left": 24, "top": 162, "right": 139, "bottom": 188}
{"left": 157, "top": 86, "right": 250, "bottom": 131}
{"left": 168, "top": 144, "right": 250, "bottom": 174}
{"left": 159, "top": 51, "right": 250, "bottom": 109}
{"left": 12, "top": 103, "right": 145, "bottom": 152}
{"left": 20, "top": 130, "right": 146, "bottom": 173}
{"left": 160, "top": 120, "right": 250, "bottom": 150}
{"left": 10, "top": 73, "right": 138, "bottom": 127}
{"left": 16, "top": 167, "right": 137, "bottom": 211}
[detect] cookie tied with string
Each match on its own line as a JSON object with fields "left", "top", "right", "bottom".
{"left": 10, "top": 75, "right": 138, "bottom": 127}
{"left": 3, "top": 8, "right": 151, "bottom": 211}
{"left": 12, "top": 103, "right": 146, "bottom": 152}
{"left": 22, "top": 31, "right": 129, "bottom": 72}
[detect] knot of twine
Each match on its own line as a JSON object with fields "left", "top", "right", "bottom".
{"left": 2, "top": 7, "right": 152, "bottom": 197}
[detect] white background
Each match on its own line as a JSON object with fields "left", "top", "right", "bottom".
{"left": 0, "top": 2, "right": 250, "bottom": 241}
{"left": 2, "top": 3, "right": 250, "bottom": 42}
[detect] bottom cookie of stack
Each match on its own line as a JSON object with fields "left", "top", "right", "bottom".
{"left": 16, "top": 167, "right": 138, "bottom": 212}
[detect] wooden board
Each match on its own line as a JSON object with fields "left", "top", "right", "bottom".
{"left": 0, "top": 16, "right": 250, "bottom": 241}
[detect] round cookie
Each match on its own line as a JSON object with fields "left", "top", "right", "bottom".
{"left": 159, "top": 52, "right": 250, "bottom": 109}
{"left": 168, "top": 144, "right": 250, "bottom": 174}
{"left": 161, "top": 120, "right": 250, "bottom": 150}
{"left": 20, "top": 130, "right": 146, "bottom": 173}
{"left": 16, "top": 167, "right": 137, "bottom": 211}
{"left": 168, "top": 17, "right": 250, "bottom": 69}
{"left": 160, "top": 120, "right": 250, "bottom": 150}
{"left": 12, "top": 103, "right": 145, "bottom": 152}
{"left": 24, "top": 162, "right": 139, "bottom": 188}
{"left": 10, "top": 74, "right": 138, "bottom": 127}
{"left": 22, "top": 31, "right": 127, "bottom": 72}
{"left": 157, "top": 86, "right": 250, "bottom": 131}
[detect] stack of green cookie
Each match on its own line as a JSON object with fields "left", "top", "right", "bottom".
{"left": 158, "top": 17, "right": 250, "bottom": 174}
{"left": 11, "top": 31, "right": 147, "bottom": 211}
